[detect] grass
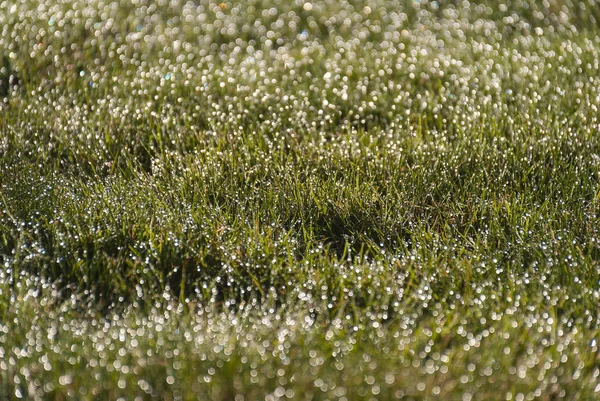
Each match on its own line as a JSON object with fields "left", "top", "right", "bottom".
{"left": 1, "top": 0, "right": 600, "bottom": 399}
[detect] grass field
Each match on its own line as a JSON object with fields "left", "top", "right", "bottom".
{"left": 1, "top": 0, "right": 600, "bottom": 399}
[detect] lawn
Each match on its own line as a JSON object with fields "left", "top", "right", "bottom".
{"left": 1, "top": 0, "right": 600, "bottom": 399}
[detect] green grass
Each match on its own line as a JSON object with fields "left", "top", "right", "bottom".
{"left": 1, "top": 0, "right": 600, "bottom": 399}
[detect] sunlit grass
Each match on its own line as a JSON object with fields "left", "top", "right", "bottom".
{"left": 1, "top": 0, "right": 600, "bottom": 399}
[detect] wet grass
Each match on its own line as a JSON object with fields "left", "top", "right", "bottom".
{"left": 1, "top": 0, "right": 600, "bottom": 399}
